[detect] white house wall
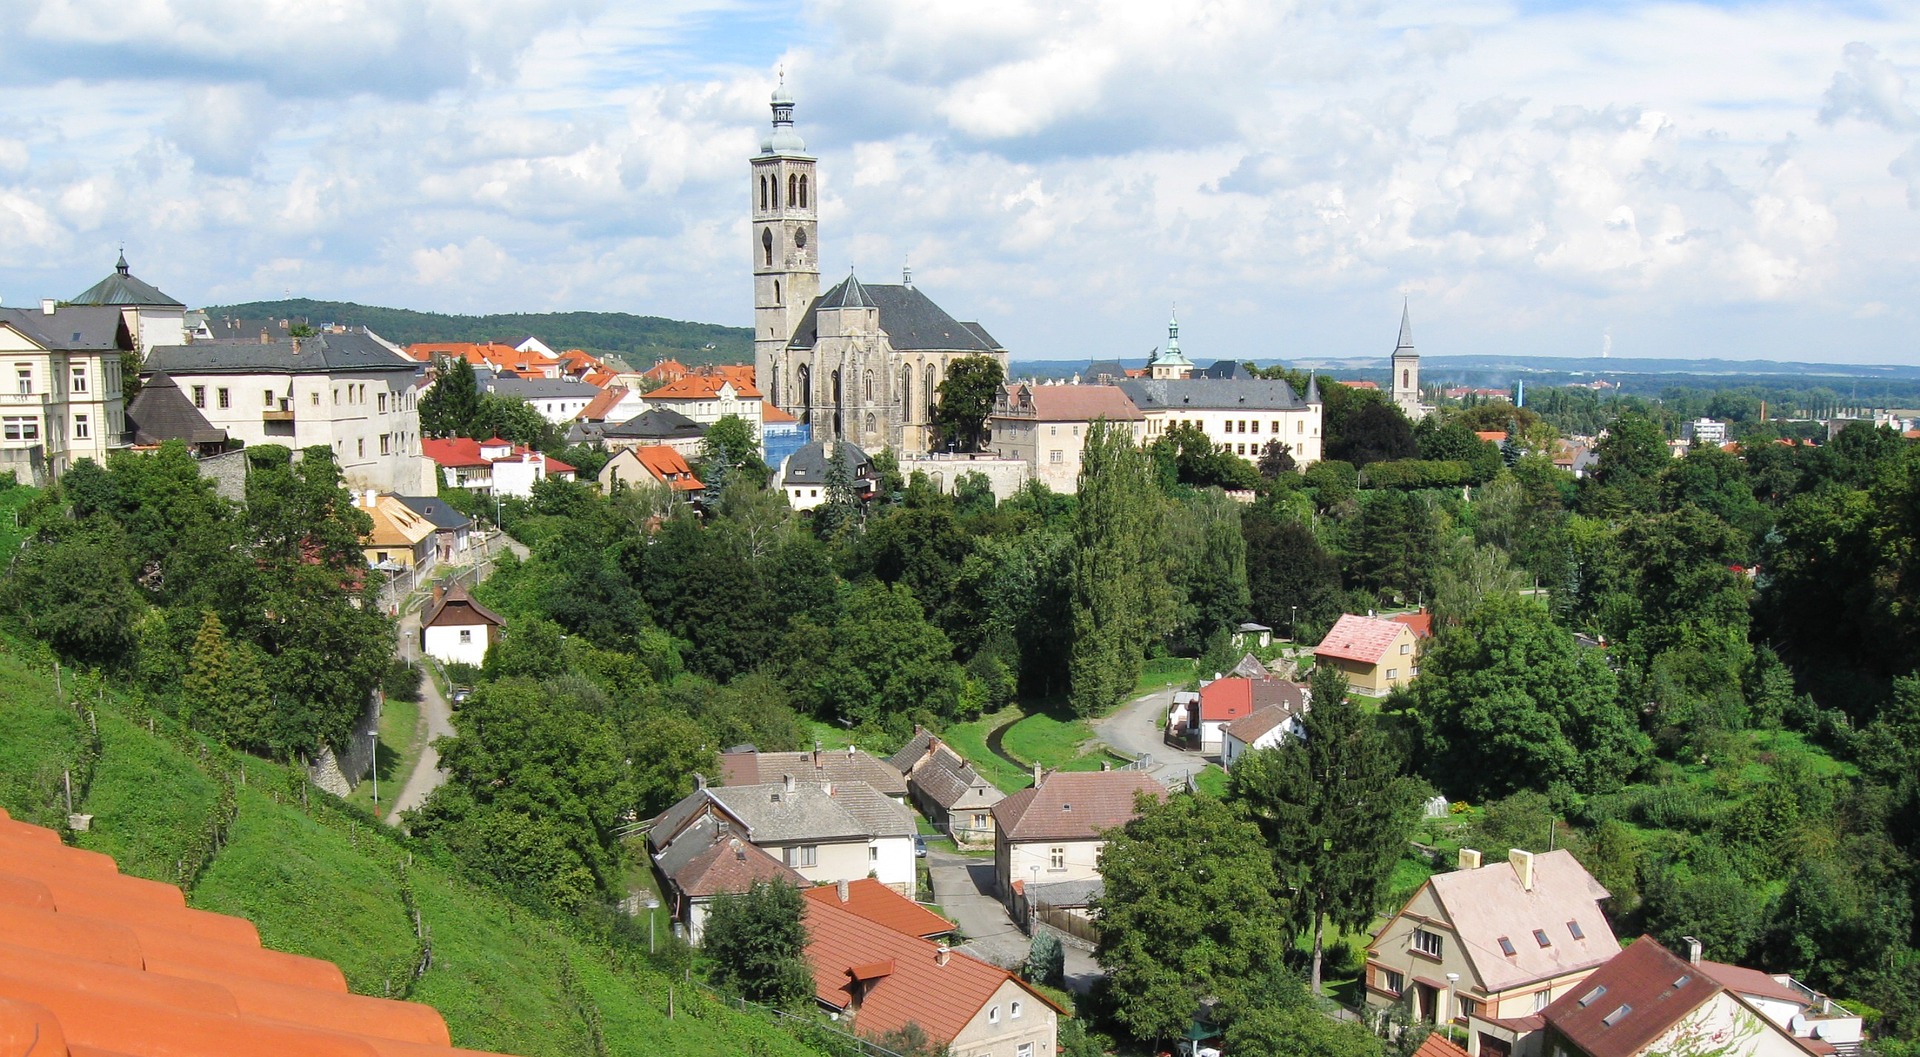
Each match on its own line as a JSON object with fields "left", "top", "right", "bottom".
{"left": 423, "top": 623, "right": 491, "bottom": 667}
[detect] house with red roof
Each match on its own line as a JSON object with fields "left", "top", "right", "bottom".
{"left": 1177, "top": 670, "right": 1308, "bottom": 756}
{"left": 0, "top": 807, "right": 529, "bottom": 1057}
{"left": 641, "top": 373, "right": 764, "bottom": 435}
{"left": 640, "top": 357, "right": 690, "bottom": 388}
{"left": 802, "top": 877, "right": 953, "bottom": 941}
{"left": 1314, "top": 613, "right": 1422, "bottom": 696}
{"left": 1539, "top": 936, "right": 1861, "bottom": 1057}
{"left": 801, "top": 893, "right": 1063, "bottom": 1056}
{"left": 422, "top": 437, "right": 573, "bottom": 499}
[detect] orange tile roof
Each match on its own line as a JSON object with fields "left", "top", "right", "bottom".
{"left": 410, "top": 342, "right": 560, "bottom": 379}
{"left": 633, "top": 445, "right": 704, "bottom": 491}
{"left": 1340, "top": 379, "right": 1380, "bottom": 390}
{"left": 641, "top": 358, "right": 688, "bottom": 382}
{"left": 0, "top": 808, "right": 519, "bottom": 1057}
{"left": 803, "top": 879, "right": 953, "bottom": 939}
{"left": 990, "top": 771, "right": 1162, "bottom": 843}
{"left": 801, "top": 897, "right": 1062, "bottom": 1045}
{"left": 763, "top": 405, "right": 797, "bottom": 424}
{"left": 1412, "top": 1032, "right": 1471, "bottom": 1057}
{"left": 1314, "top": 613, "right": 1411, "bottom": 665}
{"left": 577, "top": 386, "right": 631, "bottom": 422}
{"left": 1475, "top": 431, "right": 1508, "bottom": 443}
{"left": 645, "top": 374, "right": 763, "bottom": 400}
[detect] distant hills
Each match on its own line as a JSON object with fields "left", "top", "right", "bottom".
{"left": 201, "top": 299, "right": 754, "bottom": 370}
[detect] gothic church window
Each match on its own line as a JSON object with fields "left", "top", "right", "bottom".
{"left": 925, "top": 364, "right": 937, "bottom": 416}
{"left": 864, "top": 370, "right": 873, "bottom": 402}
{"left": 799, "top": 175, "right": 808, "bottom": 208}
{"left": 865, "top": 412, "right": 876, "bottom": 435}
{"left": 762, "top": 227, "right": 773, "bottom": 267}
{"left": 774, "top": 280, "right": 781, "bottom": 304}
{"left": 1403, "top": 369, "right": 1410, "bottom": 388}
{"left": 788, "top": 174, "right": 797, "bottom": 207}
{"left": 760, "top": 176, "right": 768, "bottom": 210}
{"left": 900, "top": 366, "right": 912, "bottom": 415}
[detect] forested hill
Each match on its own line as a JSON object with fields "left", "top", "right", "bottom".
{"left": 200, "top": 299, "right": 753, "bottom": 369}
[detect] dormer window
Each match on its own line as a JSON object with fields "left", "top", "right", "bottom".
{"left": 1497, "top": 936, "right": 1516, "bottom": 956}
{"left": 1568, "top": 920, "right": 1585, "bottom": 940}
{"left": 1533, "top": 929, "right": 1552, "bottom": 948}
{"left": 1601, "top": 1004, "right": 1632, "bottom": 1027}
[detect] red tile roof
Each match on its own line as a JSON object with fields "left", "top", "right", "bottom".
{"left": 641, "top": 358, "right": 689, "bottom": 382}
{"left": 1314, "top": 614, "right": 1412, "bottom": 666}
{"left": 632, "top": 445, "right": 704, "bottom": 491}
{"left": 577, "top": 386, "right": 631, "bottom": 422}
{"left": 1540, "top": 937, "right": 1806, "bottom": 1057}
{"left": 423, "top": 437, "right": 571, "bottom": 475}
{"left": 0, "top": 808, "right": 516, "bottom": 1057}
{"left": 1389, "top": 610, "right": 1434, "bottom": 639}
{"left": 990, "top": 771, "right": 1162, "bottom": 843}
{"left": 1412, "top": 1033, "right": 1472, "bottom": 1057}
{"left": 802, "top": 879, "right": 953, "bottom": 939}
{"left": 801, "top": 897, "right": 1062, "bottom": 1044}
{"left": 411, "top": 342, "right": 560, "bottom": 379}
{"left": 673, "top": 836, "right": 806, "bottom": 897}
{"left": 645, "top": 374, "right": 763, "bottom": 400}
{"left": 1198, "top": 678, "right": 1253, "bottom": 724}
{"left": 763, "top": 405, "right": 798, "bottom": 424}
{"left": 1003, "top": 385, "right": 1144, "bottom": 421}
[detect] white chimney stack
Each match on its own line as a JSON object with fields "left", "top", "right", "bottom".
{"left": 782, "top": 773, "right": 795, "bottom": 793}
{"left": 41, "top": 298, "right": 55, "bottom": 315}
{"left": 1459, "top": 848, "right": 1482, "bottom": 871}
{"left": 837, "top": 879, "right": 849, "bottom": 902}
{"left": 1509, "top": 848, "right": 1535, "bottom": 891}
{"left": 1683, "top": 936, "right": 1701, "bottom": 965}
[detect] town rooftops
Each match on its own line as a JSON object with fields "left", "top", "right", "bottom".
{"left": 911, "top": 748, "right": 1002, "bottom": 812}
{"left": 1423, "top": 848, "right": 1618, "bottom": 993}
{"left": 788, "top": 278, "right": 1004, "bottom": 354}
{"left": 125, "top": 371, "right": 229, "bottom": 447}
{"left": 604, "top": 407, "right": 706, "bottom": 441}
{"left": 422, "top": 584, "right": 505, "bottom": 629}
{"left": 996, "top": 384, "right": 1144, "bottom": 421}
{"left": 1114, "top": 376, "right": 1309, "bottom": 412}
{"left": 1314, "top": 613, "right": 1414, "bottom": 666}
{"left": 802, "top": 878, "right": 953, "bottom": 940}
{"left": 720, "top": 747, "right": 909, "bottom": 800}
{"left": 1198, "top": 675, "right": 1306, "bottom": 725}
{"left": 645, "top": 374, "right": 763, "bottom": 400}
{"left": 664, "top": 828, "right": 806, "bottom": 898}
{"left": 576, "top": 386, "right": 631, "bottom": 422}
{"left": 483, "top": 375, "right": 602, "bottom": 401}
{"left": 389, "top": 494, "right": 471, "bottom": 532}
{"left": 991, "top": 770, "right": 1162, "bottom": 843}
{"left": 801, "top": 896, "right": 1062, "bottom": 1045}
{"left": 0, "top": 806, "right": 524, "bottom": 1057}
{"left": 1540, "top": 937, "right": 1817, "bottom": 1057}
{"left": 629, "top": 445, "right": 704, "bottom": 492}
{"left": 68, "top": 253, "right": 185, "bottom": 308}
{"left": 0, "top": 305, "right": 132, "bottom": 351}
{"left": 148, "top": 330, "right": 420, "bottom": 375}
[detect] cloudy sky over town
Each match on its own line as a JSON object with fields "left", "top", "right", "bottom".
{"left": 2, "top": 0, "right": 1917, "bottom": 364}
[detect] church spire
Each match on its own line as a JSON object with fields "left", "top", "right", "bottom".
{"left": 1148, "top": 305, "right": 1194, "bottom": 379}
{"left": 116, "top": 245, "right": 130, "bottom": 276}
{"left": 761, "top": 69, "right": 807, "bottom": 155}
{"left": 1396, "top": 298, "right": 1413, "bottom": 352}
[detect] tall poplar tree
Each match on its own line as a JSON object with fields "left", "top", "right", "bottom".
{"left": 1069, "top": 421, "right": 1169, "bottom": 716}
{"left": 1229, "top": 667, "right": 1425, "bottom": 994}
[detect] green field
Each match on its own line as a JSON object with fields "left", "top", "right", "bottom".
{"left": 76, "top": 711, "right": 221, "bottom": 883}
{"left": 346, "top": 691, "right": 422, "bottom": 816}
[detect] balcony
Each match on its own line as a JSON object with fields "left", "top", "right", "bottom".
{"left": 263, "top": 398, "right": 295, "bottom": 423}
{"left": 0, "top": 392, "right": 49, "bottom": 406}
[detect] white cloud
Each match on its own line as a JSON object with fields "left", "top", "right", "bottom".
{"left": 1820, "top": 42, "right": 1919, "bottom": 130}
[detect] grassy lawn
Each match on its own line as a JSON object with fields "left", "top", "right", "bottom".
{"left": 0, "top": 483, "right": 38, "bottom": 556}
{"left": 0, "top": 648, "right": 86, "bottom": 831}
{"left": 77, "top": 711, "right": 221, "bottom": 884}
{"left": 345, "top": 691, "right": 423, "bottom": 815}
{"left": 941, "top": 706, "right": 1028, "bottom": 793}
{"left": 1190, "top": 764, "right": 1229, "bottom": 798}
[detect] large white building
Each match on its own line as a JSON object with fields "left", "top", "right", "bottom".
{"left": 0, "top": 304, "right": 133, "bottom": 484}
{"left": 69, "top": 253, "right": 188, "bottom": 357}
{"left": 988, "top": 384, "right": 1145, "bottom": 494}
{"left": 1116, "top": 372, "right": 1325, "bottom": 465}
{"left": 145, "top": 329, "right": 436, "bottom": 494}
{"left": 750, "top": 82, "right": 1010, "bottom": 454}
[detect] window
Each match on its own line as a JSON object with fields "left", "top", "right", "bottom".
{"left": 333, "top": 388, "right": 340, "bottom": 405}
{"left": 1577, "top": 985, "right": 1607, "bottom": 1008}
{"left": 218, "top": 387, "right": 230, "bottom": 409}
{"left": 1011, "top": 1001, "right": 1023, "bottom": 1020}
{"left": 1297, "top": 420, "right": 1304, "bottom": 433}
{"left": 1411, "top": 928, "right": 1443, "bottom": 958}
{"left": 762, "top": 227, "right": 774, "bottom": 266}
{"left": 3, "top": 417, "right": 39, "bottom": 441}
{"left": 1458, "top": 997, "right": 1477, "bottom": 1020}
{"left": 311, "top": 391, "right": 320, "bottom": 406}
{"left": 263, "top": 389, "right": 275, "bottom": 407}
{"left": 379, "top": 392, "right": 388, "bottom": 412}
{"left": 1600, "top": 1004, "right": 1631, "bottom": 1027}
{"left": 375, "top": 551, "right": 389, "bottom": 563}
{"left": 72, "top": 414, "right": 89, "bottom": 440}
{"left": 869, "top": 845, "right": 879, "bottom": 862}
{"left": 192, "top": 385, "right": 206, "bottom": 408}
{"left": 458, "top": 629, "right": 473, "bottom": 644}
{"left": 357, "top": 439, "right": 365, "bottom": 457}
{"left": 70, "top": 367, "right": 87, "bottom": 394}
{"left": 16, "top": 368, "right": 31, "bottom": 395}
{"left": 799, "top": 174, "right": 809, "bottom": 208}
{"left": 1497, "top": 936, "right": 1516, "bottom": 956}
{"left": 784, "top": 845, "right": 817, "bottom": 868}
{"left": 1400, "top": 643, "right": 1411, "bottom": 654}
{"left": 1532, "top": 989, "right": 1550, "bottom": 1013}
{"left": 1049, "top": 847, "right": 1065, "bottom": 869}
{"left": 380, "top": 434, "right": 391, "bottom": 455}
{"left": 1567, "top": 920, "right": 1585, "bottom": 940}
{"left": 1386, "top": 668, "right": 1399, "bottom": 680}
{"left": 988, "top": 1006, "right": 1000, "bottom": 1024}
{"left": 1049, "top": 450, "right": 1064, "bottom": 465}
{"left": 1534, "top": 929, "right": 1552, "bottom": 948}
{"left": 1018, "top": 1044, "right": 1033, "bottom": 1057}
{"left": 1381, "top": 969, "right": 1404, "bottom": 995}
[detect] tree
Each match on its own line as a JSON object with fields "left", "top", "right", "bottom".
{"left": 1581, "top": 411, "right": 1666, "bottom": 516}
{"left": 932, "top": 355, "right": 1005, "bottom": 452}
{"left": 817, "top": 442, "right": 861, "bottom": 537}
{"left": 1327, "top": 401, "right": 1416, "bottom": 469}
{"left": 1026, "top": 930, "right": 1065, "bottom": 989}
{"left": 468, "top": 392, "right": 552, "bottom": 448}
{"left": 182, "top": 611, "right": 271, "bottom": 747}
{"left": 1226, "top": 1004, "right": 1384, "bottom": 1057}
{"left": 1150, "top": 422, "right": 1261, "bottom": 491}
{"left": 1258, "top": 440, "right": 1297, "bottom": 480}
{"left": 781, "top": 581, "right": 964, "bottom": 729}
{"left": 1069, "top": 422, "right": 1172, "bottom": 716}
{"left": 1094, "top": 792, "right": 1287, "bottom": 1046}
{"left": 705, "top": 880, "right": 813, "bottom": 1008}
{"left": 2, "top": 522, "right": 143, "bottom": 667}
{"left": 700, "top": 414, "right": 769, "bottom": 496}
{"left": 1243, "top": 504, "right": 1341, "bottom": 640}
{"left": 1166, "top": 490, "right": 1252, "bottom": 655}
{"left": 1230, "top": 667, "right": 1425, "bottom": 993}
{"left": 418, "top": 357, "right": 480, "bottom": 438}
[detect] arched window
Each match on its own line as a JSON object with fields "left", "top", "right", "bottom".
{"left": 762, "top": 227, "right": 773, "bottom": 267}
{"left": 865, "top": 412, "right": 876, "bottom": 435}
{"left": 774, "top": 280, "right": 781, "bottom": 304}
{"left": 832, "top": 369, "right": 843, "bottom": 407}
{"left": 799, "top": 174, "right": 809, "bottom": 208}
{"left": 1402, "top": 368, "right": 1410, "bottom": 388}
{"left": 925, "top": 364, "right": 937, "bottom": 417}
{"left": 759, "top": 176, "right": 767, "bottom": 211}
{"left": 771, "top": 365, "right": 781, "bottom": 405}
{"left": 900, "top": 366, "right": 912, "bottom": 416}
{"left": 796, "top": 365, "right": 811, "bottom": 423}
{"left": 864, "top": 369, "right": 873, "bottom": 402}
{"left": 788, "top": 173, "right": 797, "bottom": 207}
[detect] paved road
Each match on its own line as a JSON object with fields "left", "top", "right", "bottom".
{"left": 1090, "top": 684, "right": 1214, "bottom": 787}
{"left": 926, "top": 846, "right": 1101, "bottom": 993}
{"left": 384, "top": 531, "right": 523, "bottom": 826}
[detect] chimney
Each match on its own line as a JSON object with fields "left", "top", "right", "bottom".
{"left": 837, "top": 879, "right": 849, "bottom": 902}
{"left": 1683, "top": 936, "right": 1701, "bottom": 965}
{"left": 731, "top": 838, "right": 745, "bottom": 861}
{"left": 1100, "top": 761, "right": 1111, "bottom": 771}
{"left": 1509, "top": 848, "right": 1535, "bottom": 891}
{"left": 432, "top": 584, "right": 444, "bottom": 605}
{"left": 40, "top": 298, "right": 55, "bottom": 315}
{"left": 1459, "top": 848, "right": 1482, "bottom": 871}
{"left": 935, "top": 943, "right": 950, "bottom": 967}
{"left": 1032, "top": 762, "right": 1043, "bottom": 788}
{"left": 782, "top": 773, "right": 795, "bottom": 794}
{"left": 813, "top": 739, "right": 822, "bottom": 769}
{"left": 694, "top": 772, "right": 707, "bottom": 790}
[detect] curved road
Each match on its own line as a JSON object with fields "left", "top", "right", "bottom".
{"left": 1090, "top": 683, "right": 1212, "bottom": 787}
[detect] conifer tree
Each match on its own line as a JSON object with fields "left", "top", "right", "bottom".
{"left": 1068, "top": 421, "right": 1170, "bottom": 716}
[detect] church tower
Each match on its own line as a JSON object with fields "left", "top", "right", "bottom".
{"left": 1147, "top": 309, "right": 1195, "bottom": 380}
{"left": 1390, "top": 301, "right": 1425, "bottom": 420}
{"left": 752, "top": 76, "right": 818, "bottom": 413}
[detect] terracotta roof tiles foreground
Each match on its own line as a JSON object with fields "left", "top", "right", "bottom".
{"left": 991, "top": 770, "right": 1162, "bottom": 843}
{"left": 802, "top": 878, "right": 953, "bottom": 939}
{"left": 1314, "top": 613, "right": 1413, "bottom": 666}
{"left": 0, "top": 807, "right": 522, "bottom": 1057}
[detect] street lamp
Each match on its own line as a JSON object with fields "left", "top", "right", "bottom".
{"left": 368, "top": 728, "right": 380, "bottom": 806}
{"left": 1029, "top": 864, "right": 1039, "bottom": 934}
{"left": 643, "top": 897, "right": 661, "bottom": 953}
{"left": 1290, "top": 604, "right": 1298, "bottom": 641}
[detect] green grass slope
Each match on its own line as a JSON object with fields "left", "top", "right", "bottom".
{"left": 75, "top": 711, "right": 221, "bottom": 883}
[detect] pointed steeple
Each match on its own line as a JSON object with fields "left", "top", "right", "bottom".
{"left": 116, "top": 247, "right": 130, "bottom": 276}
{"left": 1395, "top": 299, "right": 1414, "bottom": 352}
{"left": 1305, "top": 375, "right": 1322, "bottom": 403}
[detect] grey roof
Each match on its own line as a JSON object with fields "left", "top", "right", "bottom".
{"left": 828, "top": 781, "right": 917, "bottom": 837}
{"left": 780, "top": 439, "right": 872, "bottom": 487}
{"left": 653, "top": 812, "right": 722, "bottom": 879}
{"left": 146, "top": 330, "right": 422, "bottom": 376}
{"left": 604, "top": 407, "right": 705, "bottom": 440}
{"left": 1198, "top": 360, "right": 1251, "bottom": 380}
{"left": 483, "top": 375, "right": 602, "bottom": 400}
{"left": 0, "top": 306, "right": 131, "bottom": 351}
{"left": 705, "top": 783, "right": 871, "bottom": 844}
{"left": 126, "top": 371, "right": 228, "bottom": 447}
{"left": 69, "top": 254, "right": 184, "bottom": 308}
{"left": 388, "top": 494, "right": 471, "bottom": 531}
{"left": 1083, "top": 360, "right": 1130, "bottom": 382}
{"left": 199, "top": 317, "right": 303, "bottom": 343}
{"left": 787, "top": 277, "right": 1004, "bottom": 353}
{"left": 911, "top": 749, "right": 1002, "bottom": 813}
{"left": 1115, "top": 377, "right": 1308, "bottom": 412}
{"left": 1395, "top": 302, "right": 1414, "bottom": 353}
{"left": 1304, "top": 375, "right": 1322, "bottom": 403}
{"left": 888, "top": 729, "right": 937, "bottom": 774}
{"left": 721, "top": 748, "right": 910, "bottom": 799}
{"left": 1028, "top": 877, "right": 1102, "bottom": 908}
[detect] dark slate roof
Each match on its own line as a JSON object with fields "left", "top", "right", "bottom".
{"left": 199, "top": 317, "right": 304, "bottom": 343}
{"left": 126, "top": 371, "right": 228, "bottom": 446}
{"left": 0, "top": 306, "right": 131, "bottom": 351}
{"left": 483, "top": 375, "right": 602, "bottom": 400}
{"left": 68, "top": 254, "right": 184, "bottom": 308}
{"left": 1198, "top": 360, "right": 1251, "bottom": 380}
{"left": 787, "top": 278, "right": 1004, "bottom": 353}
{"left": 1083, "top": 360, "right": 1129, "bottom": 382}
{"left": 780, "top": 439, "right": 872, "bottom": 487}
{"left": 388, "top": 494, "right": 471, "bottom": 531}
{"left": 146, "top": 330, "right": 422, "bottom": 376}
{"left": 604, "top": 407, "right": 705, "bottom": 440}
{"left": 888, "top": 729, "right": 938, "bottom": 774}
{"left": 1115, "top": 377, "right": 1308, "bottom": 411}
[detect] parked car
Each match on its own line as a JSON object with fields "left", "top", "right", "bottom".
{"left": 914, "top": 835, "right": 928, "bottom": 858}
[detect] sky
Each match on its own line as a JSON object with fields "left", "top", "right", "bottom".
{"left": 2, "top": 0, "right": 1918, "bottom": 365}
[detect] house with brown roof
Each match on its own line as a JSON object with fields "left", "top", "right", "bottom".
{"left": 889, "top": 731, "right": 1004, "bottom": 846}
{"left": 1537, "top": 936, "right": 1860, "bottom": 1057}
{"left": 650, "top": 813, "right": 807, "bottom": 944}
{"left": 420, "top": 583, "right": 506, "bottom": 666}
{"left": 651, "top": 772, "right": 918, "bottom": 894}
{"left": 1315, "top": 613, "right": 1423, "bottom": 696}
{"left": 1366, "top": 848, "right": 1620, "bottom": 1045}
{"left": 803, "top": 877, "right": 953, "bottom": 941}
{"left": 0, "top": 806, "right": 527, "bottom": 1057}
{"left": 801, "top": 894, "right": 1063, "bottom": 1057}
{"left": 599, "top": 444, "right": 705, "bottom": 495}
{"left": 719, "top": 745, "right": 909, "bottom": 802}
{"left": 989, "top": 383, "right": 1145, "bottom": 494}
{"left": 990, "top": 768, "right": 1163, "bottom": 912}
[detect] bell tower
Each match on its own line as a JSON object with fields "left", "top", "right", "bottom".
{"left": 752, "top": 74, "right": 819, "bottom": 415}
{"left": 1390, "top": 300, "right": 1425, "bottom": 421}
